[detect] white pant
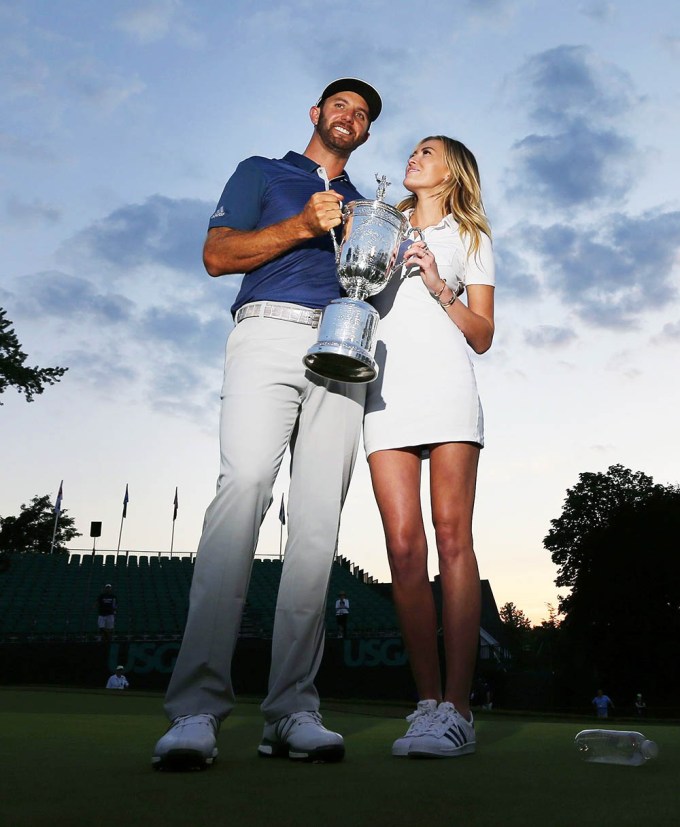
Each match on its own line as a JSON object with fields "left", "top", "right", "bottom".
{"left": 164, "top": 313, "right": 365, "bottom": 723}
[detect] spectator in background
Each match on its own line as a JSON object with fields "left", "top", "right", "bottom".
{"left": 634, "top": 692, "right": 646, "bottom": 716}
{"left": 592, "top": 689, "right": 614, "bottom": 719}
{"left": 481, "top": 681, "right": 493, "bottom": 711}
{"left": 96, "top": 583, "right": 117, "bottom": 643}
{"left": 335, "top": 592, "right": 350, "bottom": 638}
{"left": 106, "top": 666, "right": 129, "bottom": 690}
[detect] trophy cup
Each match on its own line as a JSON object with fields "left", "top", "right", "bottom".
{"left": 304, "top": 175, "right": 417, "bottom": 383}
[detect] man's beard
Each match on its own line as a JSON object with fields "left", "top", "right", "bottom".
{"left": 316, "top": 111, "right": 366, "bottom": 155}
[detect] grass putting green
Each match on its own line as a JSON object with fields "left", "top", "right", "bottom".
{"left": 1, "top": 687, "right": 677, "bottom": 827}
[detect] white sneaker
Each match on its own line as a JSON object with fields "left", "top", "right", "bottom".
{"left": 408, "top": 702, "right": 476, "bottom": 758}
{"left": 258, "top": 711, "right": 344, "bottom": 762}
{"left": 152, "top": 714, "right": 219, "bottom": 770}
{"left": 392, "top": 699, "right": 438, "bottom": 757}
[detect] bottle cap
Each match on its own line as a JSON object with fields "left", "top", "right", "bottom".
{"left": 641, "top": 739, "right": 659, "bottom": 760}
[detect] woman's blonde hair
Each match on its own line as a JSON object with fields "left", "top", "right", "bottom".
{"left": 396, "top": 135, "right": 491, "bottom": 257}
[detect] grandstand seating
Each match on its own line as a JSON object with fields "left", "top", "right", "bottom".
{"left": 0, "top": 552, "right": 400, "bottom": 642}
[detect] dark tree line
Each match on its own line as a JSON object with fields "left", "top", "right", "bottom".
{"left": 499, "top": 465, "right": 680, "bottom": 710}
{"left": 0, "top": 495, "right": 80, "bottom": 554}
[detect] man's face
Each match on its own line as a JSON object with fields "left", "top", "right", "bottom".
{"left": 313, "top": 91, "right": 371, "bottom": 154}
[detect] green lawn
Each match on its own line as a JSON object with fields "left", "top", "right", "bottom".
{"left": 1, "top": 688, "right": 677, "bottom": 827}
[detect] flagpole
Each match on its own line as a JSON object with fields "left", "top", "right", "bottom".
{"left": 50, "top": 510, "right": 59, "bottom": 554}
{"left": 50, "top": 480, "right": 63, "bottom": 554}
{"left": 116, "top": 514, "right": 124, "bottom": 554}
{"left": 117, "top": 484, "right": 129, "bottom": 554}
{"left": 170, "top": 487, "right": 178, "bottom": 557}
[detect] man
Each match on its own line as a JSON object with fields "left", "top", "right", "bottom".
{"left": 106, "top": 666, "right": 129, "bottom": 690}
{"left": 592, "top": 689, "right": 614, "bottom": 719}
{"left": 335, "top": 591, "right": 350, "bottom": 638}
{"left": 152, "top": 78, "right": 382, "bottom": 770}
{"left": 96, "top": 583, "right": 116, "bottom": 643}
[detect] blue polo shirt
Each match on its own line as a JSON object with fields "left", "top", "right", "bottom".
{"left": 207, "top": 151, "right": 365, "bottom": 314}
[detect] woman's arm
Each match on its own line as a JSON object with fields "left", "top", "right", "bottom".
{"left": 442, "top": 284, "right": 495, "bottom": 354}
{"left": 404, "top": 241, "right": 495, "bottom": 354}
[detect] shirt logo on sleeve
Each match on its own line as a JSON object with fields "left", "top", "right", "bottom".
{"left": 211, "top": 206, "right": 225, "bottom": 219}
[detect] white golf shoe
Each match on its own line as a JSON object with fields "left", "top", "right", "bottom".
{"left": 152, "top": 713, "right": 219, "bottom": 770}
{"left": 258, "top": 711, "right": 344, "bottom": 762}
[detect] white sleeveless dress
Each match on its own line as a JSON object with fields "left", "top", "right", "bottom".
{"left": 363, "top": 211, "right": 495, "bottom": 457}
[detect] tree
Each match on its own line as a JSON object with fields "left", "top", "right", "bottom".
{"left": 544, "top": 464, "right": 662, "bottom": 601}
{"left": 499, "top": 601, "right": 533, "bottom": 661}
{"left": 0, "top": 307, "right": 67, "bottom": 404}
{"left": 543, "top": 465, "right": 680, "bottom": 704}
{"left": 0, "top": 495, "right": 81, "bottom": 553}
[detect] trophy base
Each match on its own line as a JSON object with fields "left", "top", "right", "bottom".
{"left": 303, "top": 297, "right": 379, "bottom": 384}
{"left": 304, "top": 346, "right": 377, "bottom": 384}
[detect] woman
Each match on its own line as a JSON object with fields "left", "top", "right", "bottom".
{"left": 364, "top": 136, "right": 495, "bottom": 758}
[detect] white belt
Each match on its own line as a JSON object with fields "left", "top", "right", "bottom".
{"left": 234, "top": 302, "right": 322, "bottom": 329}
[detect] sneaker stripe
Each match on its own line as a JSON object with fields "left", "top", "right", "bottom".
{"left": 443, "top": 728, "right": 463, "bottom": 746}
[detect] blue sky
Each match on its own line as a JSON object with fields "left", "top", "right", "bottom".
{"left": 2, "top": 0, "right": 679, "bottom": 623}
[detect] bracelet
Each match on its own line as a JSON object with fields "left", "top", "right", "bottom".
{"left": 437, "top": 289, "right": 457, "bottom": 309}
{"left": 430, "top": 280, "right": 447, "bottom": 300}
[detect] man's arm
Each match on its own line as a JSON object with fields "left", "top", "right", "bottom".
{"left": 203, "top": 190, "right": 344, "bottom": 276}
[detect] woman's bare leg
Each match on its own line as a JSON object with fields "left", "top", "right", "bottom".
{"left": 429, "top": 442, "right": 481, "bottom": 719}
{"left": 368, "top": 448, "right": 441, "bottom": 701}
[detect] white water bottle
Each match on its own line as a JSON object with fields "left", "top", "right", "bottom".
{"left": 575, "top": 729, "right": 659, "bottom": 765}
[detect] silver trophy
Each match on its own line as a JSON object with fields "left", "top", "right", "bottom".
{"left": 304, "top": 175, "right": 417, "bottom": 383}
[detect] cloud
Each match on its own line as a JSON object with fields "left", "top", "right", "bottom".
{"left": 578, "top": 2, "right": 616, "bottom": 22}
{"left": 661, "top": 35, "right": 680, "bottom": 57}
{"left": 61, "top": 347, "right": 139, "bottom": 388}
{"left": 64, "top": 63, "right": 145, "bottom": 113}
{"left": 12, "top": 271, "right": 135, "bottom": 324}
{"left": 492, "top": 242, "right": 541, "bottom": 299}
{"left": 0, "top": 131, "right": 57, "bottom": 162}
{"left": 524, "top": 326, "right": 577, "bottom": 349}
{"left": 505, "top": 45, "right": 640, "bottom": 211}
{"left": 519, "top": 210, "right": 680, "bottom": 328}
{"left": 0, "top": 22, "right": 144, "bottom": 118}
{"left": 64, "top": 195, "right": 211, "bottom": 273}
{"left": 515, "top": 45, "right": 637, "bottom": 129}
{"left": 509, "top": 122, "right": 635, "bottom": 208}
{"left": 653, "top": 320, "right": 680, "bottom": 344}
{"left": 5, "top": 196, "right": 62, "bottom": 225}
{"left": 136, "top": 306, "right": 230, "bottom": 361}
{"left": 114, "top": 0, "right": 202, "bottom": 47}
{"left": 3, "top": 261, "right": 230, "bottom": 424}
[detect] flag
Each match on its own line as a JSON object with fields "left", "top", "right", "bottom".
{"left": 278, "top": 494, "right": 286, "bottom": 526}
{"left": 122, "top": 484, "right": 129, "bottom": 519}
{"left": 54, "top": 480, "right": 63, "bottom": 514}
{"left": 173, "top": 487, "right": 178, "bottom": 521}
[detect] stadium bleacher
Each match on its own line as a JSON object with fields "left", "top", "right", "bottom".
{"left": 0, "top": 552, "right": 400, "bottom": 642}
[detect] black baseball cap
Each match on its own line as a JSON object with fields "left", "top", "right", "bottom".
{"left": 317, "top": 78, "right": 382, "bottom": 122}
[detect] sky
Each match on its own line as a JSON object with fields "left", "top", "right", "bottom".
{"left": 1, "top": 0, "right": 679, "bottom": 625}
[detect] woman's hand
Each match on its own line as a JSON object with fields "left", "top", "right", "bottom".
{"left": 403, "top": 240, "right": 442, "bottom": 294}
